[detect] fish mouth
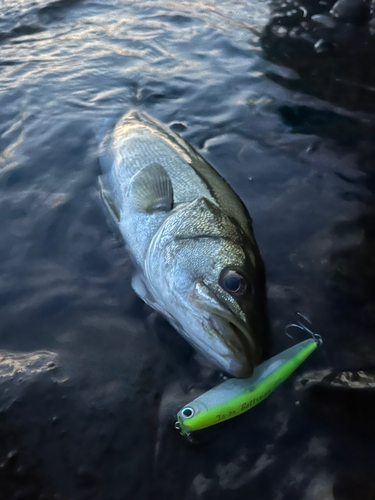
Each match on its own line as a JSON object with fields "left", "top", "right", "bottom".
{"left": 208, "top": 312, "right": 256, "bottom": 378}
{"left": 189, "top": 280, "right": 258, "bottom": 377}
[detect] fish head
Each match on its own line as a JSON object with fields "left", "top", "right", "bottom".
{"left": 146, "top": 197, "right": 268, "bottom": 378}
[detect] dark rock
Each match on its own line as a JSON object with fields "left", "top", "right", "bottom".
{"left": 297, "top": 369, "right": 375, "bottom": 390}
{"left": 314, "top": 38, "right": 335, "bottom": 53}
{"left": 311, "top": 14, "right": 338, "bottom": 28}
{"left": 330, "top": 0, "right": 370, "bottom": 23}
{"left": 296, "top": 370, "right": 375, "bottom": 437}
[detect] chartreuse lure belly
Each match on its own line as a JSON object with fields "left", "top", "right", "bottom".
{"left": 176, "top": 337, "right": 320, "bottom": 436}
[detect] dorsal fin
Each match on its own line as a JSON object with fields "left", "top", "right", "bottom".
{"left": 128, "top": 163, "right": 173, "bottom": 213}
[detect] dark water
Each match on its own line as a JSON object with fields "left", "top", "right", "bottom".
{"left": 0, "top": 0, "right": 375, "bottom": 498}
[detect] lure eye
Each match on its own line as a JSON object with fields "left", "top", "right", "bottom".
{"left": 181, "top": 407, "right": 194, "bottom": 419}
{"left": 220, "top": 269, "right": 247, "bottom": 296}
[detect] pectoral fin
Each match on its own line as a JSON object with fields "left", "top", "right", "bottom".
{"left": 128, "top": 163, "right": 173, "bottom": 213}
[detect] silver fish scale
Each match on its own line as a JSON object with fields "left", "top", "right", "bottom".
{"left": 100, "top": 112, "right": 264, "bottom": 379}
{"left": 113, "top": 132, "right": 215, "bottom": 207}
{"left": 154, "top": 197, "right": 244, "bottom": 244}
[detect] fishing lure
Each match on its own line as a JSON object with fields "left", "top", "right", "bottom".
{"left": 175, "top": 313, "right": 322, "bottom": 436}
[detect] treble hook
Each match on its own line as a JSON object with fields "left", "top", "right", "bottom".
{"left": 285, "top": 312, "right": 323, "bottom": 345}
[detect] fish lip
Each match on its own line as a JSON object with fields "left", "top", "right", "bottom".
{"left": 207, "top": 312, "right": 256, "bottom": 377}
{"left": 209, "top": 308, "right": 256, "bottom": 356}
{"left": 189, "top": 280, "right": 257, "bottom": 376}
{"left": 190, "top": 281, "right": 255, "bottom": 352}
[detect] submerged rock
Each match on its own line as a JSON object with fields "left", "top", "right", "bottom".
{"left": 296, "top": 369, "right": 375, "bottom": 390}
{"left": 330, "top": 0, "right": 370, "bottom": 23}
{"left": 0, "top": 350, "right": 58, "bottom": 380}
{"left": 0, "top": 349, "right": 62, "bottom": 411}
{"left": 311, "top": 14, "right": 338, "bottom": 28}
{"left": 0, "top": 347, "right": 163, "bottom": 499}
{"left": 0, "top": 350, "right": 63, "bottom": 499}
{"left": 314, "top": 38, "right": 335, "bottom": 53}
{"left": 296, "top": 369, "right": 375, "bottom": 435}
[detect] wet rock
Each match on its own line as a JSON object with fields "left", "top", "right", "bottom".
{"left": 0, "top": 344, "right": 162, "bottom": 500}
{"left": 330, "top": 0, "right": 370, "bottom": 23}
{"left": 311, "top": 14, "right": 338, "bottom": 28}
{"left": 261, "top": 0, "right": 375, "bottom": 112}
{"left": 314, "top": 38, "right": 335, "bottom": 53}
{"left": 297, "top": 369, "right": 375, "bottom": 390}
{"left": 0, "top": 350, "right": 58, "bottom": 381}
{"left": 296, "top": 369, "right": 375, "bottom": 435}
{"left": 169, "top": 122, "right": 187, "bottom": 133}
{"left": 0, "top": 350, "right": 69, "bottom": 498}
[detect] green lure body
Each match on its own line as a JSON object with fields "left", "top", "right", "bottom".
{"left": 177, "top": 338, "right": 318, "bottom": 435}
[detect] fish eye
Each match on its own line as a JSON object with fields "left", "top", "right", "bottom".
{"left": 220, "top": 269, "right": 248, "bottom": 296}
{"left": 181, "top": 407, "right": 194, "bottom": 419}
